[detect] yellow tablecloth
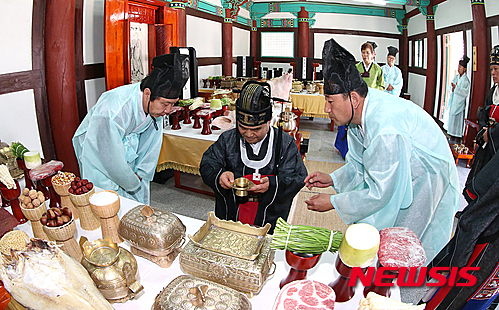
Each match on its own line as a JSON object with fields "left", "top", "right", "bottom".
{"left": 290, "top": 92, "right": 329, "bottom": 118}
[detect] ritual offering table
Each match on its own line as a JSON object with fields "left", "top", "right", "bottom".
{"left": 90, "top": 190, "right": 123, "bottom": 243}
{"left": 118, "top": 205, "right": 186, "bottom": 268}
{"left": 329, "top": 223, "right": 380, "bottom": 302}
{"left": 29, "top": 160, "right": 64, "bottom": 209}
{"left": 363, "top": 227, "right": 426, "bottom": 298}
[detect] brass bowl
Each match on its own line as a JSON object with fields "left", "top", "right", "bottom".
{"left": 82, "top": 236, "right": 120, "bottom": 267}
{"left": 231, "top": 177, "right": 255, "bottom": 197}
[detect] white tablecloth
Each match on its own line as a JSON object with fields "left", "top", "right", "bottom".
{"left": 14, "top": 190, "right": 400, "bottom": 310}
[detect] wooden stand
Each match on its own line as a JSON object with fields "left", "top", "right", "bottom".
{"left": 329, "top": 256, "right": 366, "bottom": 302}
{"left": 16, "top": 159, "right": 34, "bottom": 189}
{"left": 43, "top": 220, "right": 83, "bottom": 262}
{"left": 90, "top": 190, "right": 123, "bottom": 244}
{"left": 52, "top": 180, "right": 79, "bottom": 220}
{"left": 21, "top": 202, "right": 50, "bottom": 240}
{"left": 170, "top": 109, "right": 182, "bottom": 130}
{"left": 200, "top": 113, "right": 213, "bottom": 135}
{"left": 0, "top": 180, "right": 27, "bottom": 224}
{"left": 69, "top": 188, "right": 101, "bottom": 231}
{"left": 182, "top": 108, "right": 192, "bottom": 124}
{"left": 363, "top": 262, "right": 397, "bottom": 298}
{"left": 280, "top": 251, "right": 321, "bottom": 289}
{"left": 192, "top": 110, "right": 202, "bottom": 129}
{"left": 40, "top": 174, "right": 61, "bottom": 209}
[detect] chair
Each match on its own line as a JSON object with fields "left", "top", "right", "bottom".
{"left": 449, "top": 119, "right": 479, "bottom": 167}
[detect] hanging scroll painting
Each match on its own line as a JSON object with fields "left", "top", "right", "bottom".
{"left": 130, "top": 22, "right": 149, "bottom": 83}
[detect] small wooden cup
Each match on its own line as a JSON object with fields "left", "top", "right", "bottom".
{"left": 43, "top": 219, "right": 83, "bottom": 262}
{"left": 20, "top": 201, "right": 51, "bottom": 240}
{"left": 68, "top": 187, "right": 100, "bottom": 231}
{"left": 52, "top": 178, "right": 79, "bottom": 220}
{"left": 89, "top": 190, "right": 123, "bottom": 244}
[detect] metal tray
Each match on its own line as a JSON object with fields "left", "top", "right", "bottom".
{"left": 188, "top": 212, "right": 270, "bottom": 260}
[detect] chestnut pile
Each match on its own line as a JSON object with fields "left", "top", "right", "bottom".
{"left": 40, "top": 207, "right": 73, "bottom": 227}
{"left": 68, "top": 177, "right": 94, "bottom": 195}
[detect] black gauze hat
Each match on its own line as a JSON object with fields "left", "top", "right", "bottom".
{"left": 459, "top": 55, "right": 470, "bottom": 67}
{"left": 367, "top": 41, "right": 378, "bottom": 50}
{"left": 322, "top": 38, "right": 366, "bottom": 95}
{"left": 143, "top": 53, "right": 189, "bottom": 99}
{"left": 387, "top": 46, "right": 399, "bottom": 57}
{"left": 236, "top": 81, "right": 272, "bottom": 127}
{"left": 491, "top": 45, "right": 499, "bottom": 66}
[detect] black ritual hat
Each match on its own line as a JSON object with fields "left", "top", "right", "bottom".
{"left": 322, "top": 38, "right": 366, "bottom": 95}
{"left": 143, "top": 53, "right": 189, "bottom": 99}
{"left": 459, "top": 55, "right": 470, "bottom": 67}
{"left": 388, "top": 46, "right": 399, "bottom": 57}
{"left": 366, "top": 41, "right": 378, "bottom": 50}
{"left": 236, "top": 81, "right": 272, "bottom": 127}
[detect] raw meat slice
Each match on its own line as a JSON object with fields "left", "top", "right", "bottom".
{"left": 378, "top": 227, "right": 426, "bottom": 268}
{"left": 29, "top": 160, "right": 64, "bottom": 181}
{"left": 273, "top": 280, "right": 335, "bottom": 310}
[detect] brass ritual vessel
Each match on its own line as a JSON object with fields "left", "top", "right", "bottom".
{"left": 291, "top": 80, "right": 304, "bottom": 93}
{"left": 81, "top": 236, "right": 143, "bottom": 303}
{"left": 305, "top": 81, "right": 318, "bottom": 93}
{"left": 231, "top": 177, "right": 255, "bottom": 197}
{"left": 280, "top": 107, "right": 297, "bottom": 133}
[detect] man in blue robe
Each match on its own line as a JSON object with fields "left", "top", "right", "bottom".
{"left": 304, "top": 38, "right": 460, "bottom": 263}
{"left": 381, "top": 46, "right": 403, "bottom": 97}
{"left": 73, "top": 53, "right": 189, "bottom": 204}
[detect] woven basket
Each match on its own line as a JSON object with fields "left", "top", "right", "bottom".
{"left": 20, "top": 202, "right": 51, "bottom": 240}
{"left": 52, "top": 179, "right": 79, "bottom": 220}
{"left": 43, "top": 220, "right": 83, "bottom": 262}
{"left": 68, "top": 188, "right": 100, "bottom": 231}
{"left": 89, "top": 190, "right": 122, "bottom": 243}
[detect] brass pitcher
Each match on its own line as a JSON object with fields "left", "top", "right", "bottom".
{"left": 81, "top": 236, "right": 144, "bottom": 303}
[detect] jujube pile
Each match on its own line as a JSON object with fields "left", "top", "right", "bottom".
{"left": 68, "top": 177, "right": 93, "bottom": 195}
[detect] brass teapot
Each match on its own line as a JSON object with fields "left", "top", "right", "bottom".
{"left": 81, "top": 236, "right": 144, "bottom": 303}
{"left": 305, "top": 81, "right": 318, "bottom": 93}
{"left": 280, "top": 107, "right": 297, "bottom": 133}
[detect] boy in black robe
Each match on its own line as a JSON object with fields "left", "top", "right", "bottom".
{"left": 200, "top": 81, "right": 307, "bottom": 232}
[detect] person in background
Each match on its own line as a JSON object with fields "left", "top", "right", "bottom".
{"left": 464, "top": 45, "right": 499, "bottom": 200}
{"left": 73, "top": 53, "right": 189, "bottom": 204}
{"left": 200, "top": 81, "right": 307, "bottom": 233}
{"left": 304, "top": 38, "right": 460, "bottom": 263}
{"left": 443, "top": 55, "right": 471, "bottom": 144}
{"left": 356, "top": 41, "right": 385, "bottom": 91}
{"left": 381, "top": 46, "right": 403, "bottom": 97}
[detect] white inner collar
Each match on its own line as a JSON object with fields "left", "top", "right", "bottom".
{"left": 493, "top": 84, "right": 499, "bottom": 105}
{"left": 240, "top": 129, "right": 274, "bottom": 170}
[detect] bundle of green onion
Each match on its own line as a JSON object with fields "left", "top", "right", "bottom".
{"left": 271, "top": 218, "right": 343, "bottom": 255}
{"left": 11, "top": 142, "right": 29, "bottom": 160}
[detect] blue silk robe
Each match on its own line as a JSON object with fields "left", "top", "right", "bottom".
{"left": 381, "top": 64, "right": 403, "bottom": 97}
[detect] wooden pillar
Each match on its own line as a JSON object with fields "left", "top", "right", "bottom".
{"left": 170, "top": 1, "right": 186, "bottom": 47}
{"left": 250, "top": 19, "right": 257, "bottom": 59}
{"left": 298, "top": 7, "right": 309, "bottom": 57}
{"left": 401, "top": 20, "right": 409, "bottom": 95}
{"left": 45, "top": 0, "right": 80, "bottom": 174}
{"left": 468, "top": 0, "right": 487, "bottom": 122}
{"left": 423, "top": 6, "right": 437, "bottom": 115}
{"left": 222, "top": 9, "right": 233, "bottom": 76}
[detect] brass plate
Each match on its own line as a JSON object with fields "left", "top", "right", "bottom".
{"left": 189, "top": 212, "right": 270, "bottom": 260}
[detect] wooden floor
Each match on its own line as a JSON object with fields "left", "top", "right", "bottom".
{"left": 288, "top": 160, "right": 349, "bottom": 233}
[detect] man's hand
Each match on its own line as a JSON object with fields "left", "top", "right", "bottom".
{"left": 219, "top": 171, "right": 235, "bottom": 189}
{"left": 483, "top": 127, "right": 489, "bottom": 143}
{"left": 451, "top": 82, "right": 456, "bottom": 92}
{"left": 305, "top": 194, "right": 334, "bottom": 212}
{"left": 387, "top": 84, "right": 394, "bottom": 91}
{"left": 248, "top": 177, "right": 269, "bottom": 194}
{"left": 304, "top": 171, "right": 333, "bottom": 190}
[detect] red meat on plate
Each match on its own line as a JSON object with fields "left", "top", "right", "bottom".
{"left": 378, "top": 227, "right": 426, "bottom": 268}
{"left": 29, "top": 160, "right": 64, "bottom": 181}
{"left": 273, "top": 280, "right": 335, "bottom": 310}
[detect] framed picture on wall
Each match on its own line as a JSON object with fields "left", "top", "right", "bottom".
{"left": 130, "top": 22, "right": 149, "bottom": 83}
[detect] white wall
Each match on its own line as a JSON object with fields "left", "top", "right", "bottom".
{"left": 85, "top": 78, "right": 106, "bottom": 111}
{"left": 314, "top": 13, "right": 400, "bottom": 34}
{"left": 83, "top": 0, "right": 105, "bottom": 64}
{"left": 407, "top": 73, "right": 426, "bottom": 108}
{"left": 314, "top": 33, "right": 399, "bottom": 64}
{"left": 486, "top": 0, "right": 499, "bottom": 17}
{"left": 187, "top": 15, "right": 222, "bottom": 57}
{"left": 407, "top": 13, "right": 426, "bottom": 36}
{"left": 0, "top": 0, "right": 32, "bottom": 74}
{"left": 0, "top": 90, "right": 44, "bottom": 157}
{"left": 233, "top": 27, "right": 250, "bottom": 56}
{"left": 434, "top": 0, "right": 472, "bottom": 30}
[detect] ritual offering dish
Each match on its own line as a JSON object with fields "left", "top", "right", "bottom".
{"left": 152, "top": 275, "right": 252, "bottom": 310}
{"left": 291, "top": 80, "right": 304, "bottom": 92}
{"left": 23, "top": 151, "right": 42, "bottom": 170}
{"left": 19, "top": 189, "right": 49, "bottom": 239}
{"left": 168, "top": 106, "right": 184, "bottom": 130}
{"left": 0, "top": 239, "right": 114, "bottom": 310}
{"left": 280, "top": 251, "right": 321, "bottom": 289}
{"left": 198, "top": 109, "right": 214, "bottom": 135}
{"left": 42, "top": 212, "right": 83, "bottom": 262}
{"left": 0, "top": 230, "right": 29, "bottom": 257}
{"left": 273, "top": 280, "right": 336, "bottom": 310}
{"left": 52, "top": 171, "right": 78, "bottom": 219}
{"left": 89, "top": 190, "right": 123, "bottom": 243}
{"left": 68, "top": 181, "right": 100, "bottom": 231}
{"left": 81, "top": 236, "right": 143, "bottom": 303}
{"left": 179, "top": 212, "right": 275, "bottom": 297}
{"left": 305, "top": 81, "right": 318, "bottom": 93}
{"left": 0, "top": 176, "right": 26, "bottom": 224}
{"left": 30, "top": 160, "right": 64, "bottom": 208}
{"left": 118, "top": 205, "right": 186, "bottom": 268}
{"left": 231, "top": 177, "right": 255, "bottom": 198}
{"left": 329, "top": 223, "right": 380, "bottom": 302}
{"left": 363, "top": 227, "right": 426, "bottom": 298}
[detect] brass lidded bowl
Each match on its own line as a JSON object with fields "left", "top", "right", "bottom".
{"left": 81, "top": 236, "right": 143, "bottom": 302}
{"left": 152, "top": 275, "right": 252, "bottom": 310}
{"left": 231, "top": 177, "right": 255, "bottom": 197}
{"left": 118, "top": 205, "right": 186, "bottom": 268}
